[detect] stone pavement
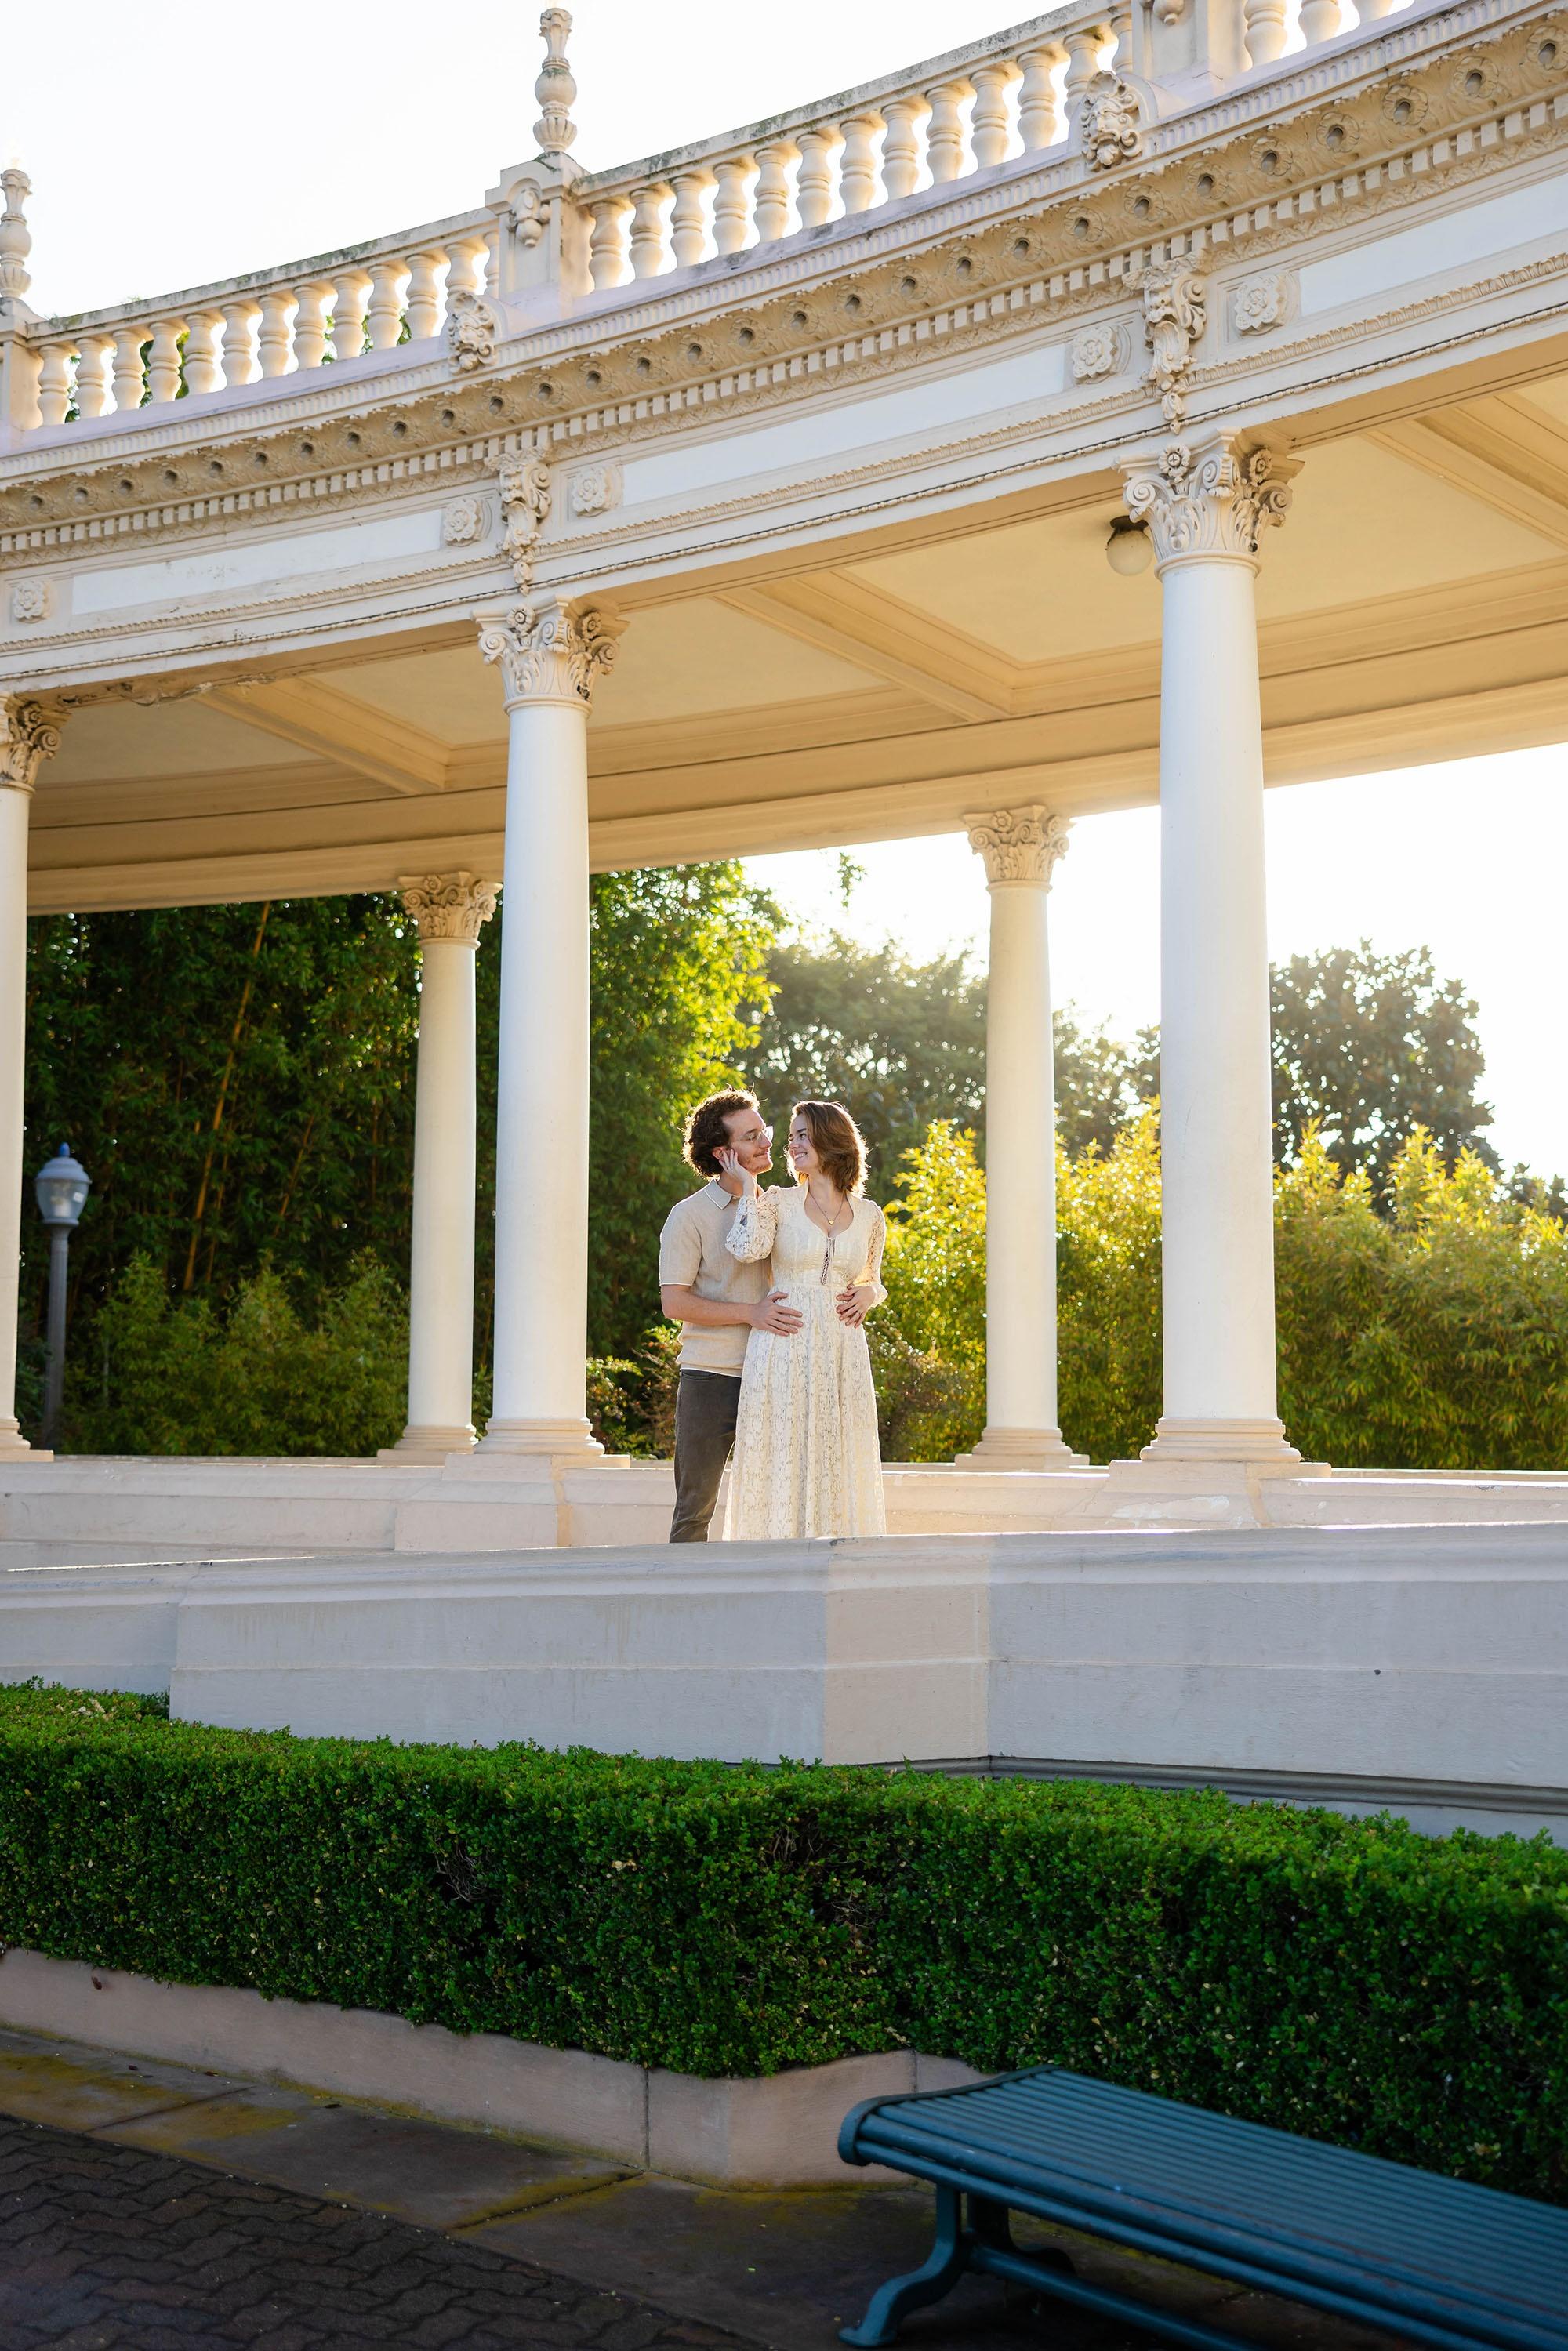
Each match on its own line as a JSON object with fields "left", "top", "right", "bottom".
{"left": 0, "top": 2025, "right": 1407, "bottom": 2349}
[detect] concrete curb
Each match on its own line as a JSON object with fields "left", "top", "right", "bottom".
{"left": 0, "top": 1947, "right": 977, "bottom": 2187}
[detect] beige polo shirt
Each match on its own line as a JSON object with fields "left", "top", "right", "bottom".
{"left": 659, "top": 1180, "right": 774, "bottom": 1377}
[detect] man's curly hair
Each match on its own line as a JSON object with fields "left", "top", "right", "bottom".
{"left": 684, "top": 1090, "right": 761, "bottom": 1179}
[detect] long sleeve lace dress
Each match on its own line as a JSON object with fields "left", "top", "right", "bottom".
{"left": 722, "top": 1185, "right": 887, "bottom": 1539}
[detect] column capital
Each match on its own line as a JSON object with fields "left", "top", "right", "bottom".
{"left": 1120, "top": 427, "right": 1301, "bottom": 571}
{"left": 478, "top": 597, "right": 622, "bottom": 711}
{"left": 964, "top": 804, "right": 1071, "bottom": 888}
{"left": 398, "top": 870, "right": 499, "bottom": 944}
{"left": 0, "top": 696, "right": 64, "bottom": 793}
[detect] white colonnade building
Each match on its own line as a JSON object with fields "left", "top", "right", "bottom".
{"left": 4, "top": 2, "right": 1568, "bottom": 1824}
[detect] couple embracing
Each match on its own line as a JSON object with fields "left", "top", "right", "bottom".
{"left": 658, "top": 1090, "right": 887, "bottom": 1543}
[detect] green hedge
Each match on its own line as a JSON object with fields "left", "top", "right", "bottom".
{"left": 2, "top": 1684, "right": 1566, "bottom": 2203}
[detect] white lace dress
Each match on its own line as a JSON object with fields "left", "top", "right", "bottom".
{"left": 723, "top": 1185, "right": 887, "bottom": 1540}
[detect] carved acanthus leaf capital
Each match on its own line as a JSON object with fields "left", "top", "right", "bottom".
{"left": 478, "top": 598, "right": 621, "bottom": 709}
{"left": 398, "top": 871, "right": 499, "bottom": 944}
{"left": 494, "top": 452, "right": 552, "bottom": 592}
{"left": 965, "top": 805, "right": 1072, "bottom": 887}
{"left": 1121, "top": 430, "right": 1301, "bottom": 568}
{"left": 0, "top": 696, "right": 64, "bottom": 793}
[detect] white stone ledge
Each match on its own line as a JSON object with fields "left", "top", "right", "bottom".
{"left": 0, "top": 1948, "right": 972, "bottom": 2187}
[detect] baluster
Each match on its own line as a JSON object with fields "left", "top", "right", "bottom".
{"left": 1017, "top": 42, "right": 1065, "bottom": 148}
{"left": 586, "top": 198, "right": 632, "bottom": 288}
{"left": 670, "top": 170, "right": 713, "bottom": 267}
{"left": 405, "top": 249, "right": 445, "bottom": 340}
{"left": 146, "top": 317, "right": 184, "bottom": 405}
{"left": 1109, "top": 0, "right": 1134, "bottom": 67}
{"left": 1298, "top": 0, "right": 1344, "bottom": 39}
{"left": 74, "top": 337, "right": 114, "bottom": 418}
{"left": 881, "top": 96, "right": 927, "bottom": 198}
{"left": 257, "top": 288, "right": 298, "bottom": 377}
{"left": 971, "top": 62, "right": 1018, "bottom": 169}
{"left": 445, "top": 241, "right": 487, "bottom": 306}
{"left": 629, "top": 182, "right": 672, "bottom": 278}
{"left": 292, "top": 282, "right": 332, "bottom": 371}
{"left": 839, "top": 114, "right": 884, "bottom": 214}
{"left": 111, "top": 326, "right": 147, "bottom": 412}
{"left": 366, "top": 259, "right": 408, "bottom": 349}
{"left": 1358, "top": 0, "right": 1400, "bottom": 16}
{"left": 1243, "top": 0, "right": 1288, "bottom": 62}
{"left": 331, "top": 270, "right": 368, "bottom": 363}
{"left": 1063, "top": 27, "right": 1109, "bottom": 118}
{"left": 183, "top": 313, "right": 223, "bottom": 396}
{"left": 753, "top": 143, "right": 797, "bottom": 244}
{"left": 711, "top": 158, "right": 753, "bottom": 255}
{"left": 37, "top": 340, "right": 76, "bottom": 428}
{"left": 925, "top": 82, "right": 972, "bottom": 183}
{"left": 221, "top": 300, "right": 260, "bottom": 387}
{"left": 795, "top": 125, "right": 840, "bottom": 227}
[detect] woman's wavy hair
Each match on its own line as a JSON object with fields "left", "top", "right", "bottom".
{"left": 791, "top": 1100, "right": 867, "bottom": 1196}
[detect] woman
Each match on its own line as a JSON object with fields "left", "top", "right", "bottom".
{"left": 716, "top": 1099, "right": 887, "bottom": 1539}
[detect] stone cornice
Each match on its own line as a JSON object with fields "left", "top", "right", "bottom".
{"left": 1, "top": 0, "right": 1564, "bottom": 568}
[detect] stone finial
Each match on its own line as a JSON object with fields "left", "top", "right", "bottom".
{"left": 0, "top": 167, "right": 32, "bottom": 307}
{"left": 535, "top": 9, "right": 578, "bottom": 158}
{"left": 398, "top": 872, "right": 499, "bottom": 944}
{"left": 1121, "top": 428, "right": 1301, "bottom": 568}
{"left": 0, "top": 696, "right": 64, "bottom": 793}
{"left": 965, "top": 806, "right": 1072, "bottom": 887}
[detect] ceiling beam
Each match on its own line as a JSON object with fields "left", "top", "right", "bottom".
{"left": 721, "top": 574, "right": 1016, "bottom": 721}
{"left": 204, "top": 678, "right": 451, "bottom": 795}
{"left": 1368, "top": 408, "right": 1568, "bottom": 552}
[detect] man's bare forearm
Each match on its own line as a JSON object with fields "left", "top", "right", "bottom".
{"left": 660, "top": 1284, "right": 754, "bottom": 1330}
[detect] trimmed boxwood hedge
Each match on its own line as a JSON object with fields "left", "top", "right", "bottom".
{"left": 2, "top": 1682, "right": 1566, "bottom": 2203}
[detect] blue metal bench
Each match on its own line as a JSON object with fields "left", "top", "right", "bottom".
{"left": 837, "top": 2066, "right": 1568, "bottom": 2350}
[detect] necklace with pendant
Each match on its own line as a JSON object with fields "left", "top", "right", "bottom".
{"left": 815, "top": 1190, "right": 849, "bottom": 1284}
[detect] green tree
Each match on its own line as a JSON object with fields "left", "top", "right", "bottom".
{"left": 742, "top": 933, "right": 986, "bottom": 1186}
{"left": 1054, "top": 1007, "right": 1158, "bottom": 1159}
{"left": 1269, "top": 942, "right": 1495, "bottom": 1192}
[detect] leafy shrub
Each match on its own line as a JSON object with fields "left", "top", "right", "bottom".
{"left": 70, "top": 1254, "right": 408, "bottom": 1457}
{"left": 2, "top": 1684, "right": 1565, "bottom": 2202}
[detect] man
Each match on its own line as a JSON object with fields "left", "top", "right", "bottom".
{"left": 659, "top": 1090, "right": 801, "bottom": 1542}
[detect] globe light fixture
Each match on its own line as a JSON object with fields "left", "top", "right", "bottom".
{"left": 1105, "top": 516, "right": 1153, "bottom": 576}
{"left": 34, "top": 1144, "right": 90, "bottom": 1450}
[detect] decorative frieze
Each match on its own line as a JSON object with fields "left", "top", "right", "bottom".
{"left": 9, "top": 579, "right": 49, "bottom": 622}
{"left": 1141, "top": 260, "right": 1207, "bottom": 429}
{"left": 1121, "top": 428, "right": 1301, "bottom": 566}
{"left": 0, "top": 697, "right": 63, "bottom": 792}
{"left": 477, "top": 598, "right": 620, "bottom": 708}
{"left": 1232, "top": 269, "right": 1290, "bottom": 335}
{"left": 399, "top": 871, "right": 499, "bottom": 944}
{"left": 441, "top": 495, "right": 491, "bottom": 546}
{"left": 495, "top": 454, "right": 552, "bottom": 590}
{"left": 964, "top": 805, "right": 1072, "bottom": 887}
{"left": 1069, "top": 320, "right": 1126, "bottom": 382}
{"left": 568, "top": 461, "right": 621, "bottom": 517}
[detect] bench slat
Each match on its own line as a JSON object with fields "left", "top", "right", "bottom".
{"left": 840, "top": 2069, "right": 1568, "bottom": 2351}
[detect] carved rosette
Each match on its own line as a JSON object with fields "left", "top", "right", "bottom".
{"left": 965, "top": 805, "right": 1072, "bottom": 887}
{"left": 1121, "top": 430, "right": 1301, "bottom": 568}
{"left": 0, "top": 696, "right": 64, "bottom": 792}
{"left": 478, "top": 600, "right": 619, "bottom": 709}
{"left": 399, "top": 871, "right": 499, "bottom": 944}
{"left": 495, "top": 453, "right": 552, "bottom": 592}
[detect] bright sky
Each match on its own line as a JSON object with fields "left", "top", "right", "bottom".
{"left": 748, "top": 744, "right": 1568, "bottom": 1180}
{"left": 8, "top": 5, "right": 1564, "bottom": 1174}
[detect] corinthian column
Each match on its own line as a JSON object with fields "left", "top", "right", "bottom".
{"left": 0, "top": 698, "right": 63, "bottom": 1459}
{"left": 381, "top": 873, "right": 497, "bottom": 1461}
{"left": 1120, "top": 426, "right": 1303, "bottom": 1464}
{"left": 957, "top": 807, "right": 1083, "bottom": 1469}
{"left": 475, "top": 598, "right": 619, "bottom": 1457}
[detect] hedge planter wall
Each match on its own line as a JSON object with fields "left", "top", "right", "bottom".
{"left": 2, "top": 1685, "right": 1564, "bottom": 2203}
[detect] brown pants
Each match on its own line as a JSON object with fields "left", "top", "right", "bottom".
{"left": 670, "top": 1370, "right": 741, "bottom": 1542}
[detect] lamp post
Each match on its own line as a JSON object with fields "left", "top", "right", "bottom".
{"left": 34, "top": 1144, "right": 89, "bottom": 1450}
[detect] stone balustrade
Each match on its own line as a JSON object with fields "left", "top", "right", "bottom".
{"left": 13, "top": 216, "right": 498, "bottom": 437}
{"left": 0, "top": 0, "right": 1420, "bottom": 440}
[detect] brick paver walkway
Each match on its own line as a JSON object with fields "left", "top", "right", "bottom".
{"left": 0, "top": 2113, "right": 753, "bottom": 2351}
